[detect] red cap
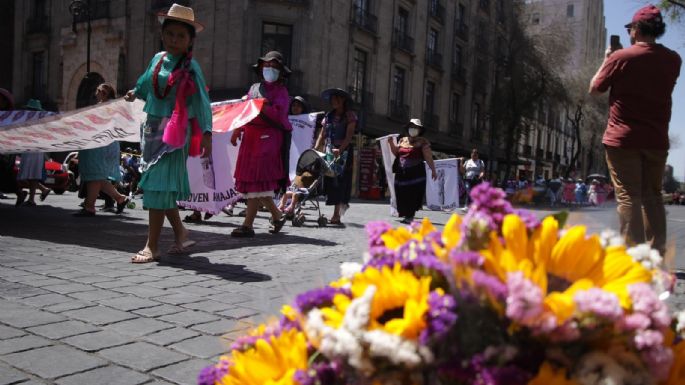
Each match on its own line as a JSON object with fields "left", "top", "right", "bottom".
{"left": 625, "top": 5, "right": 663, "bottom": 27}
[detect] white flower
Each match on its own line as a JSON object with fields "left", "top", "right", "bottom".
{"left": 600, "top": 229, "right": 625, "bottom": 248}
{"left": 676, "top": 310, "right": 685, "bottom": 336}
{"left": 340, "top": 262, "right": 363, "bottom": 279}
{"left": 574, "top": 349, "right": 654, "bottom": 385}
{"left": 363, "top": 330, "right": 433, "bottom": 368}
{"left": 626, "top": 244, "right": 663, "bottom": 270}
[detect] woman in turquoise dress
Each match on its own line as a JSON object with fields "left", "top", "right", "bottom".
{"left": 124, "top": 4, "right": 212, "bottom": 263}
{"left": 74, "top": 83, "right": 129, "bottom": 217}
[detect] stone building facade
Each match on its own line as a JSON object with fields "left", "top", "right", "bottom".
{"left": 520, "top": 0, "right": 607, "bottom": 179}
{"left": 10, "top": 0, "right": 518, "bottom": 159}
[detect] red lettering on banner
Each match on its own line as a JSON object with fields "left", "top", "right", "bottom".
{"left": 85, "top": 114, "right": 111, "bottom": 125}
{"left": 68, "top": 120, "right": 97, "bottom": 132}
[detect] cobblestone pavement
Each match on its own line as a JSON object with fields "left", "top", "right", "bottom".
{"left": 0, "top": 193, "right": 684, "bottom": 385}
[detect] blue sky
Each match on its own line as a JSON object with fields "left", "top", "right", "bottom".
{"left": 603, "top": 1, "right": 685, "bottom": 181}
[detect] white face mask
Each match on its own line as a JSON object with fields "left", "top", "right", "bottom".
{"left": 262, "top": 67, "right": 280, "bottom": 83}
{"left": 408, "top": 128, "right": 420, "bottom": 137}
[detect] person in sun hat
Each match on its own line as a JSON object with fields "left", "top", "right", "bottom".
{"left": 123, "top": 3, "right": 212, "bottom": 263}
{"left": 312, "top": 87, "right": 357, "bottom": 226}
{"left": 387, "top": 118, "right": 437, "bottom": 224}
{"left": 229, "top": 50, "right": 292, "bottom": 237}
{"left": 589, "top": 4, "right": 681, "bottom": 255}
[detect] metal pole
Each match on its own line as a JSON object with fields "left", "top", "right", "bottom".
{"left": 86, "top": 0, "right": 91, "bottom": 76}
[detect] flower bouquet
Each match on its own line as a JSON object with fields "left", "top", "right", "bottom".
{"left": 199, "top": 184, "right": 685, "bottom": 385}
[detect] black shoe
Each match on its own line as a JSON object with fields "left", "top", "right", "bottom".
{"left": 116, "top": 198, "right": 129, "bottom": 214}
{"left": 231, "top": 226, "right": 255, "bottom": 238}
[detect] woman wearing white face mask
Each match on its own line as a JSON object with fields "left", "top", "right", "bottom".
{"left": 230, "top": 51, "right": 293, "bottom": 237}
{"left": 388, "top": 118, "right": 437, "bottom": 224}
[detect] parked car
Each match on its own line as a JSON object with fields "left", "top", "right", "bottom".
{"left": 11, "top": 155, "right": 70, "bottom": 194}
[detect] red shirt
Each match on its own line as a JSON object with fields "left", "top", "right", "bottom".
{"left": 593, "top": 43, "right": 681, "bottom": 150}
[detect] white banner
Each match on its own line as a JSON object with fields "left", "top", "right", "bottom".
{"left": 377, "top": 134, "right": 399, "bottom": 216}
{"left": 178, "top": 112, "right": 318, "bottom": 214}
{"left": 0, "top": 99, "right": 146, "bottom": 153}
{"left": 425, "top": 158, "right": 460, "bottom": 211}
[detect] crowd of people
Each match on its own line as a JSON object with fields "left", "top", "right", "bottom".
{"left": 0, "top": 3, "right": 680, "bottom": 261}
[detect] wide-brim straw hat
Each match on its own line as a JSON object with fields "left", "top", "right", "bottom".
{"left": 252, "top": 51, "right": 292, "bottom": 77}
{"left": 158, "top": 3, "right": 204, "bottom": 33}
{"left": 403, "top": 118, "right": 426, "bottom": 135}
{"left": 321, "top": 88, "right": 351, "bottom": 102}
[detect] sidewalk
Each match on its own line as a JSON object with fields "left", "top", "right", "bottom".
{"left": 0, "top": 194, "right": 684, "bottom": 384}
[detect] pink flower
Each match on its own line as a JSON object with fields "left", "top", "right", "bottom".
{"left": 574, "top": 288, "right": 623, "bottom": 320}
{"left": 620, "top": 313, "right": 651, "bottom": 331}
{"left": 505, "top": 272, "right": 543, "bottom": 324}
{"left": 634, "top": 329, "right": 664, "bottom": 350}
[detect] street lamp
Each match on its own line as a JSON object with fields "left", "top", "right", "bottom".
{"left": 68, "top": 0, "right": 92, "bottom": 77}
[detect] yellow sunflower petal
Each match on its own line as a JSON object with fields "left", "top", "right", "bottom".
{"left": 381, "top": 228, "right": 413, "bottom": 250}
{"left": 442, "top": 214, "right": 463, "bottom": 249}
{"left": 544, "top": 279, "right": 593, "bottom": 323}
{"left": 416, "top": 217, "right": 437, "bottom": 238}
{"left": 502, "top": 214, "right": 529, "bottom": 263}
{"left": 532, "top": 216, "right": 559, "bottom": 266}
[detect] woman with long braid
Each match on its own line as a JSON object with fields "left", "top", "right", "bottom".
{"left": 124, "top": 4, "right": 212, "bottom": 263}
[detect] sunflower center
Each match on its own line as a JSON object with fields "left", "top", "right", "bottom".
{"left": 377, "top": 307, "right": 404, "bottom": 324}
{"left": 547, "top": 274, "right": 571, "bottom": 293}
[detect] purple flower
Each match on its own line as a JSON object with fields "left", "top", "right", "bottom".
{"left": 451, "top": 251, "right": 484, "bottom": 266}
{"left": 294, "top": 286, "right": 350, "bottom": 313}
{"left": 505, "top": 272, "right": 543, "bottom": 324}
{"left": 634, "top": 329, "right": 664, "bottom": 349}
{"left": 365, "top": 239, "right": 452, "bottom": 280}
{"left": 420, "top": 291, "right": 458, "bottom": 344}
{"left": 462, "top": 183, "right": 541, "bottom": 236}
{"left": 293, "top": 361, "right": 343, "bottom": 385}
{"left": 620, "top": 313, "right": 651, "bottom": 331}
{"left": 641, "top": 345, "right": 674, "bottom": 380}
{"left": 628, "top": 283, "right": 671, "bottom": 328}
{"left": 197, "top": 359, "right": 229, "bottom": 385}
{"left": 574, "top": 288, "right": 623, "bottom": 320}
{"left": 471, "top": 270, "right": 508, "bottom": 301}
{"left": 365, "top": 221, "right": 394, "bottom": 257}
{"left": 511, "top": 208, "right": 540, "bottom": 230}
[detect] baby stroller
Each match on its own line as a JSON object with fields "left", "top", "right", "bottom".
{"left": 287, "top": 149, "right": 337, "bottom": 227}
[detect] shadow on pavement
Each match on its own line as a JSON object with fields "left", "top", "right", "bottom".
{"left": 157, "top": 256, "right": 273, "bottom": 283}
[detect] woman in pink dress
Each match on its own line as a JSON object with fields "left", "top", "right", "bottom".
{"left": 562, "top": 178, "right": 576, "bottom": 204}
{"left": 230, "top": 51, "right": 292, "bottom": 237}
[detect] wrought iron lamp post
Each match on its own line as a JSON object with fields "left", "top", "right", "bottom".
{"left": 68, "top": 0, "right": 91, "bottom": 78}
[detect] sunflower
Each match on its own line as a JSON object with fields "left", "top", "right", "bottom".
{"left": 380, "top": 215, "right": 462, "bottom": 263}
{"left": 381, "top": 218, "right": 437, "bottom": 249}
{"left": 527, "top": 362, "right": 580, "bottom": 385}
{"left": 219, "top": 328, "right": 308, "bottom": 385}
{"left": 321, "top": 264, "right": 432, "bottom": 340}
{"left": 481, "top": 214, "right": 652, "bottom": 324}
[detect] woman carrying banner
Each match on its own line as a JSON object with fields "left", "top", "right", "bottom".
{"left": 314, "top": 88, "right": 356, "bottom": 225}
{"left": 230, "top": 51, "right": 291, "bottom": 237}
{"left": 387, "top": 118, "right": 437, "bottom": 224}
{"left": 124, "top": 4, "right": 212, "bottom": 263}
{"left": 73, "top": 83, "right": 130, "bottom": 217}
{"left": 14, "top": 99, "right": 52, "bottom": 207}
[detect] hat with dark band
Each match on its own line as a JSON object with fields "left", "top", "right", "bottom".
{"left": 252, "top": 51, "right": 292, "bottom": 77}
{"left": 158, "top": 3, "right": 204, "bottom": 33}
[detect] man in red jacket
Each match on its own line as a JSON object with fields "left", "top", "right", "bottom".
{"left": 589, "top": 5, "right": 681, "bottom": 255}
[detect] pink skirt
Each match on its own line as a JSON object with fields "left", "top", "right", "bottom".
{"left": 234, "top": 122, "right": 283, "bottom": 194}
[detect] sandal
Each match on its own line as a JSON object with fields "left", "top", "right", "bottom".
{"left": 231, "top": 226, "right": 255, "bottom": 238}
{"left": 183, "top": 213, "right": 202, "bottom": 223}
{"left": 167, "top": 240, "right": 197, "bottom": 255}
{"left": 131, "top": 250, "right": 160, "bottom": 264}
{"left": 269, "top": 216, "right": 286, "bottom": 234}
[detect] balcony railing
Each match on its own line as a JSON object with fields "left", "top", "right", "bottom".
{"left": 455, "top": 23, "right": 469, "bottom": 41}
{"left": 348, "top": 87, "right": 374, "bottom": 113}
{"left": 451, "top": 66, "right": 466, "bottom": 85}
{"left": 450, "top": 121, "right": 463, "bottom": 137}
{"left": 425, "top": 50, "right": 443, "bottom": 70}
{"left": 423, "top": 112, "right": 440, "bottom": 129}
{"left": 351, "top": 6, "right": 378, "bottom": 34}
{"left": 428, "top": 2, "right": 446, "bottom": 24}
{"left": 392, "top": 30, "right": 414, "bottom": 54}
{"left": 389, "top": 100, "right": 409, "bottom": 122}
{"left": 26, "top": 17, "right": 50, "bottom": 34}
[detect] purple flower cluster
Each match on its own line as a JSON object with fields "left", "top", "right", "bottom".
{"left": 229, "top": 323, "right": 290, "bottom": 352}
{"left": 365, "top": 238, "right": 452, "bottom": 280}
{"left": 197, "top": 359, "right": 229, "bottom": 385}
{"left": 471, "top": 270, "right": 508, "bottom": 301}
{"left": 420, "top": 291, "right": 458, "bottom": 344}
{"left": 442, "top": 354, "right": 532, "bottom": 385}
{"left": 628, "top": 283, "right": 671, "bottom": 329}
{"left": 294, "top": 286, "right": 351, "bottom": 313}
{"left": 505, "top": 272, "right": 543, "bottom": 324}
{"left": 463, "top": 184, "right": 540, "bottom": 236}
{"left": 293, "top": 361, "right": 343, "bottom": 385}
{"left": 365, "top": 221, "right": 394, "bottom": 257}
{"left": 574, "top": 288, "right": 623, "bottom": 320}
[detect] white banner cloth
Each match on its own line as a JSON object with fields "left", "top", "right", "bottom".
{"left": 178, "top": 112, "right": 318, "bottom": 213}
{"left": 0, "top": 99, "right": 146, "bottom": 153}
{"left": 425, "top": 158, "right": 460, "bottom": 211}
{"left": 377, "top": 134, "right": 399, "bottom": 216}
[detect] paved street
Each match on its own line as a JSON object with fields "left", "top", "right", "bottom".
{"left": 1, "top": 193, "right": 685, "bottom": 385}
